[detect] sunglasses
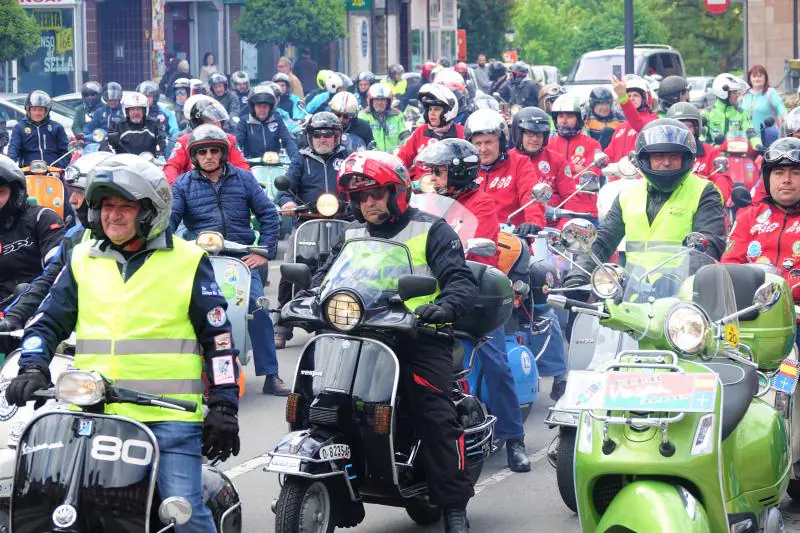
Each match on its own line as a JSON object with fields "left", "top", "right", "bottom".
{"left": 351, "top": 189, "right": 388, "bottom": 202}
{"left": 196, "top": 147, "right": 221, "bottom": 156}
{"left": 764, "top": 148, "right": 800, "bottom": 164}
{"left": 311, "top": 130, "right": 336, "bottom": 139}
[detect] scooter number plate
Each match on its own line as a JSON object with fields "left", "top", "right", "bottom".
{"left": 268, "top": 456, "right": 301, "bottom": 473}
{"left": 318, "top": 444, "right": 351, "bottom": 461}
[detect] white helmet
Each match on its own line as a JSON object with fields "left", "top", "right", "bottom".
{"left": 418, "top": 83, "right": 459, "bottom": 126}
{"left": 121, "top": 91, "right": 149, "bottom": 118}
{"left": 625, "top": 77, "right": 652, "bottom": 111}
{"left": 329, "top": 92, "right": 359, "bottom": 117}
{"left": 433, "top": 68, "right": 465, "bottom": 86}
{"left": 324, "top": 72, "right": 344, "bottom": 93}
{"left": 183, "top": 94, "right": 215, "bottom": 122}
{"left": 712, "top": 73, "right": 746, "bottom": 101}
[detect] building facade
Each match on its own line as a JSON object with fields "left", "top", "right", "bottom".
{"left": 747, "top": 0, "right": 795, "bottom": 90}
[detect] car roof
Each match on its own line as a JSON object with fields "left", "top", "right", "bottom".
{"left": 580, "top": 47, "right": 675, "bottom": 59}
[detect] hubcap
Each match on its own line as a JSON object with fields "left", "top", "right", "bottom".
{"left": 299, "top": 482, "right": 330, "bottom": 533}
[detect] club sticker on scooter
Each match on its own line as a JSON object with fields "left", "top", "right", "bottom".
{"left": 0, "top": 381, "right": 19, "bottom": 421}
{"left": 561, "top": 371, "right": 718, "bottom": 413}
{"left": 268, "top": 455, "right": 301, "bottom": 473}
{"left": 52, "top": 504, "right": 77, "bottom": 528}
{"left": 318, "top": 444, "right": 351, "bottom": 461}
{"left": 772, "top": 360, "right": 800, "bottom": 395}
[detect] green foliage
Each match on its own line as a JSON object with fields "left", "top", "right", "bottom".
{"left": 237, "top": 0, "right": 346, "bottom": 48}
{"left": 513, "top": 0, "right": 584, "bottom": 72}
{"left": 0, "top": 0, "right": 41, "bottom": 64}
{"left": 458, "top": 0, "right": 514, "bottom": 61}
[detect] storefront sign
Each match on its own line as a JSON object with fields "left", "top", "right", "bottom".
{"left": 18, "top": 0, "right": 78, "bottom": 5}
{"left": 151, "top": 0, "right": 166, "bottom": 79}
{"left": 19, "top": 7, "right": 76, "bottom": 94}
{"left": 344, "top": 0, "right": 371, "bottom": 11}
{"left": 360, "top": 20, "right": 368, "bottom": 59}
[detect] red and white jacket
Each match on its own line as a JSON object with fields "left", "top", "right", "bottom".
{"left": 397, "top": 123, "right": 465, "bottom": 179}
{"left": 457, "top": 188, "right": 499, "bottom": 267}
{"left": 605, "top": 98, "right": 658, "bottom": 163}
{"left": 474, "top": 150, "right": 545, "bottom": 228}
{"left": 694, "top": 142, "right": 733, "bottom": 203}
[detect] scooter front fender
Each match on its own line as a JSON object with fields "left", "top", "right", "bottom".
{"left": 593, "top": 481, "right": 711, "bottom": 533}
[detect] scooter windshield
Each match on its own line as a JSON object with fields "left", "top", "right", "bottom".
{"left": 621, "top": 246, "right": 738, "bottom": 342}
{"left": 319, "top": 239, "right": 414, "bottom": 310}
{"left": 410, "top": 192, "right": 478, "bottom": 246}
{"left": 726, "top": 130, "right": 749, "bottom": 154}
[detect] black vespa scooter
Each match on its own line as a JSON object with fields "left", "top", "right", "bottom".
{"left": 7, "top": 370, "right": 242, "bottom": 533}
{"left": 266, "top": 236, "right": 512, "bottom": 532}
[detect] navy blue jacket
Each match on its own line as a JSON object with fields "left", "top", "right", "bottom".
{"left": 169, "top": 163, "right": 280, "bottom": 259}
{"left": 84, "top": 104, "right": 124, "bottom": 135}
{"left": 18, "top": 231, "right": 239, "bottom": 408}
{"left": 7, "top": 118, "right": 69, "bottom": 168}
{"left": 277, "top": 145, "right": 351, "bottom": 208}
{"left": 235, "top": 115, "right": 299, "bottom": 161}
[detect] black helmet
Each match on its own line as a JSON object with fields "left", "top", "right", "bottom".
{"left": 208, "top": 73, "right": 228, "bottom": 91}
{"left": 665, "top": 102, "right": 703, "bottom": 136}
{"left": 589, "top": 86, "right": 614, "bottom": 112}
{"left": 388, "top": 64, "right": 405, "bottom": 80}
{"left": 305, "top": 112, "right": 343, "bottom": 153}
{"left": 248, "top": 86, "right": 276, "bottom": 120}
{"left": 188, "top": 98, "right": 229, "bottom": 129}
{"left": 510, "top": 61, "right": 528, "bottom": 80}
{"left": 762, "top": 137, "right": 800, "bottom": 202}
{"left": 81, "top": 81, "right": 102, "bottom": 112}
{"left": 0, "top": 154, "right": 27, "bottom": 216}
{"left": 635, "top": 118, "right": 697, "bottom": 192}
{"left": 511, "top": 107, "right": 551, "bottom": 155}
{"left": 272, "top": 72, "right": 291, "bottom": 92}
{"left": 658, "top": 75, "right": 691, "bottom": 111}
{"left": 415, "top": 138, "right": 480, "bottom": 195}
{"left": 104, "top": 82, "right": 123, "bottom": 103}
{"left": 136, "top": 80, "right": 160, "bottom": 103}
{"left": 25, "top": 90, "right": 51, "bottom": 123}
{"left": 187, "top": 124, "right": 230, "bottom": 170}
{"left": 437, "top": 57, "right": 451, "bottom": 68}
{"left": 489, "top": 62, "right": 507, "bottom": 82}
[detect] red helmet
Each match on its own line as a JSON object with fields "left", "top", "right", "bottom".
{"left": 338, "top": 151, "right": 411, "bottom": 221}
{"left": 421, "top": 61, "right": 438, "bottom": 82}
{"left": 454, "top": 62, "right": 469, "bottom": 80}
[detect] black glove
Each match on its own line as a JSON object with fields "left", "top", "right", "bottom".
{"left": 0, "top": 318, "right": 19, "bottom": 333}
{"left": 415, "top": 303, "right": 451, "bottom": 324}
{"left": 515, "top": 223, "right": 542, "bottom": 237}
{"left": 202, "top": 402, "right": 240, "bottom": 462}
{"left": 6, "top": 367, "right": 50, "bottom": 409}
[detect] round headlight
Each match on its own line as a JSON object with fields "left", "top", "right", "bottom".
{"left": 316, "top": 193, "right": 339, "bottom": 217}
{"left": 30, "top": 160, "right": 48, "bottom": 174}
{"left": 325, "top": 292, "right": 362, "bottom": 331}
{"left": 263, "top": 151, "right": 280, "bottom": 165}
{"left": 665, "top": 303, "right": 709, "bottom": 355}
{"left": 92, "top": 129, "right": 107, "bottom": 143}
{"left": 195, "top": 231, "right": 224, "bottom": 254}
{"left": 591, "top": 263, "right": 624, "bottom": 299}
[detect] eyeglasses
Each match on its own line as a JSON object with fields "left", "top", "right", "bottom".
{"left": 196, "top": 147, "right": 221, "bottom": 156}
{"left": 764, "top": 148, "right": 800, "bottom": 164}
{"left": 311, "top": 130, "right": 336, "bottom": 139}
{"left": 351, "top": 189, "right": 388, "bottom": 202}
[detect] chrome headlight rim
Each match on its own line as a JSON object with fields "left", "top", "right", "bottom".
{"left": 590, "top": 263, "right": 625, "bottom": 299}
{"left": 322, "top": 290, "right": 364, "bottom": 331}
{"left": 664, "top": 302, "right": 710, "bottom": 356}
{"left": 316, "top": 193, "right": 340, "bottom": 217}
{"left": 54, "top": 370, "right": 106, "bottom": 406}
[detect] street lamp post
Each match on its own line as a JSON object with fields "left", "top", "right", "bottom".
{"left": 624, "top": 0, "right": 634, "bottom": 74}
{"left": 505, "top": 28, "right": 515, "bottom": 44}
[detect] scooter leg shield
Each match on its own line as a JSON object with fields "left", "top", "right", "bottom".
{"left": 593, "top": 481, "right": 711, "bottom": 533}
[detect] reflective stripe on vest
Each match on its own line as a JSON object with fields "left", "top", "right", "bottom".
{"left": 619, "top": 173, "right": 707, "bottom": 270}
{"left": 70, "top": 238, "right": 206, "bottom": 423}
{"left": 345, "top": 220, "right": 439, "bottom": 310}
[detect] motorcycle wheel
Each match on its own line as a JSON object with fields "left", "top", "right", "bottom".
{"left": 788, "top": 479, "right": 800, "bottom": 501}
{"left": 520, "top": 403, "right": 533, "bottom": 423}
{"left": 405, "top": 499, "right": 441, "bottom": 525}
{"left": 556, "top": 427, "right": 578, "bottom": 513}
{"left": 274, "top": 478, "right": 335, "bottom": 533}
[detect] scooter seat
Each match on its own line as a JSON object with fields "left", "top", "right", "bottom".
{"left": 702, "top": 361, "right": 758, "bottom": 440}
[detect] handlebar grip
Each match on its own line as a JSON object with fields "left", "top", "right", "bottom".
{"left": 32, "top": 389, "right": 55, "bottom": 399}
{"left": 547, "top": 294, "right": 599, "bottom": 312}
{"left": 148, "top": 396, "right": 197, "bottom": 412}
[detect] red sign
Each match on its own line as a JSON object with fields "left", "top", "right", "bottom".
{"left": 457, "top": 29, "right": 467, "bottom": 62}
{"left": 502, "top": 50, "right": 518, "bottom": 63}
{"left": 704, "top": 0, "right": 729, "bottom": 15}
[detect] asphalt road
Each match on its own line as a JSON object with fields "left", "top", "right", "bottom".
{"left": 223, "top": 255, "right": 800, "bottom": 532}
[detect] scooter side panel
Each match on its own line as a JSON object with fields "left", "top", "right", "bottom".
{"left": 25, "top": 175, "right": 64, "bottom": 219}
{"left": 12, "top": 412, "right": 158, "bottom": 533}
{"left": 209, "top": 257, "right": 251, "bottom": 362}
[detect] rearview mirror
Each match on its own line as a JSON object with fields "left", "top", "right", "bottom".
{"left": 280, "top": 263, "right": 312, "bottom": 291}
{"left": 592, "top": 152, "right": 609, "bottom": 169}
{"left": 159, "top": 497, "right": 192, "bottom": 526}
{"left": 531, "top": 182, "right": 553, "bottom": 202}
{"left": 618, "top": 155, "right": 639, "bottom": 178}
{"left": 465, "top": 238, "right": 497, "bottom": 258}
{"left": 753, "top": 281, "right": 782, "bottom": 313}
{"left": 682, "top": 232, "right": 708, "bottom": 252}
{"left": 398, "top": 275, "right": 437, "bottom": 302}
{"left": 274, "top": 175, "right": 290, "bottom": 191}
{"left": 561, "top": 219, "right": 597, "bottom": 253}
{"left": 713, "top": 156, "right": 729, "bottom": 174}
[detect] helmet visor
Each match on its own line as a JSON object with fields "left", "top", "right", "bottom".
{"left": 201, "top": 104, "right": 230, "bottom": 123}
{"left": 106, "top": 88, "right": 122, "bottom": 101}
{"left": 639, "top": 125, "right": 696, "bottom": 154}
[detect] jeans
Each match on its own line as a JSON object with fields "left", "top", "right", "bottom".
{"left": 149, "top": 422, "right": 215, "bottom": 533}
{"left": 534, "top": 308, "right": 566, "bottom": 378}
{"left": 249, "top": 269, "right": 279, "bottom": 376}
{"left": 477, "top": 326, "right": 525, "bottom": 441}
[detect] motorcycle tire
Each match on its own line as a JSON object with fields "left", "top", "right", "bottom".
{"left": 788, "top": 479, "right": 800, "bottom": 502}
{"left": 556, "top": 427, "right": 578, "bottom": 513}
{"left": 405, "top": 499, "right": 442, "bottom": 525}
{"left": 274, "top": 478, "right": 335, "bottom": 533}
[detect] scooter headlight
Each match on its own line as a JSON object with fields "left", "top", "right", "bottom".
{"left": 262, "top": 151, "right": 280, "bottom": 165}
{"left": 324, "top": 292, "right": 362, "bottom": 331}
{"left": 590, "top": 263, "right": 625, "bottom": 299}
{"left": 29, "top": 160, "right": 48, "bottom": 174}
{"left": 195, "top": 231, "right": 224, "bottom": 254}
{"left": 55, "top": 370, "right": 105, "bottom": 406}
{"left": 665, "top": 303, "right": 709, "bottom": 355}
{"left": 91, "top": 129, "right": 107, "bottom": 143}
{"left": 316, "top": 193, "right": 340, "bottom": 217}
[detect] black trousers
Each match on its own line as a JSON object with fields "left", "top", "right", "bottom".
{"left": 398, "top": 333, "right": 474, "bottom": 508}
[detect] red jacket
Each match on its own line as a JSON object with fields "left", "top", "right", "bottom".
{"left": 547, "top": 133, "right": 602, "bottom": 220}
{"left": 722, "top": 201, "right": 800, "bottom": 303}
{"left": 474, "top": 150, "right": 545, "bottom": 228}
{"left": 694, "top": 143, "right": 733, "bottom": 203}
{"left": 457, "top": 188, "right": 499, "bottom": 267}
{"left": 605, "top": 99, "right": 658, "bottom": 163}
{"left": 397, "top": 123, "right": 465, "bottom": 178}
{"left": 164, "top": 132, "right": 251, "bottom": 185}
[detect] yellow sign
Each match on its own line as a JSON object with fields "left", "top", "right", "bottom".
{"left": 724, "top": 323, "right": 739, "bottom": 348}
{"left": 55, "top": 28, "right": 73, "bottom": 54}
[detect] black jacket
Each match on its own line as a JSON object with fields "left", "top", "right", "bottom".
{"left": 278, "top": 145, "right": 352, "bottom": 209}
{"left": 213, "top": 90, "right": 241, "bottom": 119}
{"left": 0, "top": 206, "right": 65, "bottom": 302}
{"left": 109, "top": 118, "right": 166, "bottom": 156}
{"left": 345, "top": 117, "right": 374, "bottom": 148}
{"left": 591, "top": 180, "right": 727, "bottom": 263}
{"left": 312, "top": 208, "right": 478, "bottom": 321}
{"left": 498, "top": 78, "right": 541, "bottom": 108}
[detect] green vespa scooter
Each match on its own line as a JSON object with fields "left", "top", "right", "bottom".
{"left": 550, "top": 219, "right": 794, "bottom": 533}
